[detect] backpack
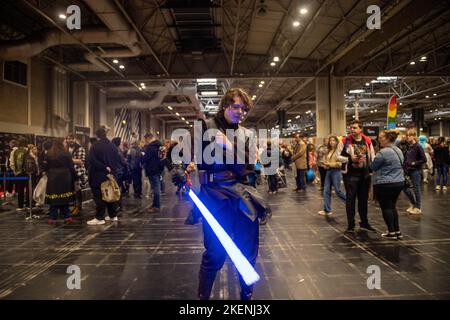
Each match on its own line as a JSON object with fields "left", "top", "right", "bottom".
{"left": 24, "top": 152, "right": 38, "bottom": 175}
{"left": 13, "top": 147, "right": 27, "bottom": 175}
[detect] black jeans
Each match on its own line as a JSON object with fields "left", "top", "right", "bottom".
{"left": 343, "top": 175, "right": 371, "bottom": 229}
{"left": 374, "top": 183, "right": 403, "bottom": 232}
{"left": 16, "top": 175, "right": 29, "bottom": 208}
{"left": 267, "top": 174, "right": 277, "bottom": 192}
{"left": 199, "top": 206, "right": 259, "bottom": 300}
{"left": 91, "top": 187, "right": 117, "bottom": 220}
{"left": 318, "top": 166, "right": 327, "bottom": 190}
{"left": 295, "top": 169, "right": 306, "bottom": 190}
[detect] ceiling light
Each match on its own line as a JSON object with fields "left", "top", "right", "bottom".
{"left": 176, "top": 112, "right": 180, "bottom": 116}
{"left": 295, "top": 115, "right": 300, "bottom": 119}
{"left": 433, "top": 93, "right": 437, "bottom": 96}
{"left": 197, "top": 78, "right": 217, "bottom": 84}
{"left": 435, "top": 109, "right": 438, "bottom": 111}
{"left": 349, "top": 89, "right": 365, "bottom": 94}
{"left": 258, "top": 84, "right": 263, "bottom": 87}
{"left": 275, "top": 125, "right": 279, "bottom": 128}
{"left": 439, "top": 117, "right": 442, "bottom": 120}
{"left": 138, "top": 87, "right": 142, "bottom": 91}
{"left": 251, "top": 97, "right": 255, "bottom": 100}
{"left": 426, "top": 95, "right": 429, "bottom": 98}
{"left": 140, "top": 83, "right": 145, "bottom": 87}
{"left": 167, "top": 106, "right": 173, "bottom": 110}
{"left": 352, "top": 115, "right": 356, "bottom": 118}
{"left": 260, "top": 81, "right": 265, "bottom": 84}
{"left": 300, "top": 8, "right": 308, "bottom": 14}
{"left": 399, "top": 102, "right": 403, "bottom": 105}
{"left": 190, "top": 125, "right": 193, "bottom": 128}
{"left": 119, "top": 65, "right": 125, "bottom": 69}
{"left": 270, "top": 62, "right": 276, "bottom": 66}
{"left": 374, "top": 109, "right": 377, "bottom": 112}
{"left": 430, "top": 110, "right": 433, "bottom": 112}
{"left": 112, "top": 59, "right": 119, "bottom": 64}
{"left": 435, "top": 118, "right": 437, "bottom": 120}
{"left": 370, "top": 110, "right": 373, "bottom": 113}
{"left": 410, "top": 61, "right": 415, "bottom": 65}
{"left": 59, "top": 14, "right": 67, "bottom": 19}
{"left": 273, "top": 56, "right": 280, "bottom": 62}
{"left": 287, "top": 119, "right": 292, "bottom": 123}
{"left": 201, "top": 91, "right": 218, "bottom": 96}
{"left": 365, "top": 83, "right": 370, "bottom": 86}
{"left": 181, "top": 117, "right": 185, "bottom": 121}
{"left": 293, "top": 21, "right": 300, "bottom": 27}
{"left": 186, "top": 121, "right": 189, "bottom": 124}
{"left": 122, "top": 120, "right": 126, "bottom": 124}
{"left": 420, "top": 56, "right": 427, "bottom": 60}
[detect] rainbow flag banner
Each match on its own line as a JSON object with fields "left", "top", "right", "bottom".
{"left": 387, "top": 95, "right": 398, "bottom": 129}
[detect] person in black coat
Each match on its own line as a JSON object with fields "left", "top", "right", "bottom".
{"left": 41, "top": 139, "right": 77, "bottom": 225}
{"left": 142, "top": 133, "right": 164, "bottom": 213}
{"left": 86, "top": 128, "right": 121, "bottom": 225}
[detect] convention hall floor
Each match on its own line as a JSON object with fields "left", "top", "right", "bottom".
{"left": 1, "top": 171, "right": 449, "bottom": 300}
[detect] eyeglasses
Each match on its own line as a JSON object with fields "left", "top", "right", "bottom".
{"left": 226, "top": 104, "right": 249, "bottom": 112}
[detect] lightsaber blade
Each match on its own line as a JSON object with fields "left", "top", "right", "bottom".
{"left": 188, "top": 189, "right": 260, "bottom": 286}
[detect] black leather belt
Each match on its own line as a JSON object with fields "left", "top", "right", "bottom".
{"left": 198, "top": 170, "right": 236, "bottom": 185}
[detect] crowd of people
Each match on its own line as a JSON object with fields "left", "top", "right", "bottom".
{"left": 2, "top": 120, "right": 450, "bottom": 236}
{"left": 256, "top": 120, "right": 450, "bottom": 240}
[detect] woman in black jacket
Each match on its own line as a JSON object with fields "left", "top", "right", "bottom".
{"left": 42, "top": 139, "right": 77, "bottom": 225}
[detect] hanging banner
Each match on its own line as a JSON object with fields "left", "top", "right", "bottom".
{"left": 387, "top": 95, "right": 398, "bottom": 129}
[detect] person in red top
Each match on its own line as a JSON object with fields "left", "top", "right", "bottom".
{"left": 340, "top": 120, "right": 376, "bottom": 233}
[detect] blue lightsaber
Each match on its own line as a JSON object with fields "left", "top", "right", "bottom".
{"left": 188, "top": 189, "right": 260, "bottom": 286}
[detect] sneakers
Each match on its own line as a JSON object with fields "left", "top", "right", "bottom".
{"left": 443, "top": 186, "right": 448, "bottom": 191}
{"left": 435, "top": 186, "right": 441, "bottom": 190}
{"left": 344, "top": 228, "right": 355, "bottom": 234}
{"left": 359, "top": 223, "right": 377, "bottom": 233}
{"left": 406, "top": 205, "right": 415, "bottom": 213}
{"left": 395, "top": 231, "right": 403, "bottom": 239}
{"left": 381, "top": 231, "right": 398, "bottom": 240}
{"left": 64, "top": 217, "right": 73, "bottom": 224}
{"left": 410, "top": 208, "right": 421, "bottom": 215}
{"left": 147, "top": 207, "right": 160, "bottom": 213}
{"left": 317, "top": 210, "right": 333, "bottom": 216}
{"left": 87, "top": 218, "right": 106, "bottom": 225}
{"left": 47, "top": 219, "right": 57, "bottom": 225}
{"left": 16, "top": 207, "right": 28, "bottom": 212}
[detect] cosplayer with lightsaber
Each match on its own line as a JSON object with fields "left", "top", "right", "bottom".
{"left": 172, "top": 88, "right": 271, "bottom": 300}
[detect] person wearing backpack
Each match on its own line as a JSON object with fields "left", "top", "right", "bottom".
{"left": 142, "top": 133, "right": 164, "bottom": 213}
{"left": 9, "top": 137, "right": 30, "bottom": 211}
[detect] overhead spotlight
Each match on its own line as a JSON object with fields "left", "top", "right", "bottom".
{"left": 410, "top": 61, "right": 416, "bottom": 65}
{"left": 399, "top": 102, "right": 403, "bottom": 105}
{"left": 167, "top": 106, "right": 173, "bottom": 110}
{"left": 430, "top": 110, "right": 433, "bottom": 112}
{"left": 181, "top": 117, "right": 185, "bottom": 121}
{"left": 273, "top": 57, "right": 279, "bottom": 62}
{"left": 439, "top": 117, "right": 442, "bottom": 120}
{"left": 270, "top": 62, "right": 276, "bottom": 66}
{"left": 370, "top": 110, "right": 373, "bottom": 113}
{"left": 435, "top": 109, "right": 438, "bottom": 111}
{"left": 435, "top": 118, "right": 438, "bottom": 120}
{"left": 374, "top": 109, "right": 377, "bottom": 112}
{"left": 138, "top": 87, "right": 143, "bottom": 91}
{"left": 186, "top": 121, "right": 189, "bottom": 124}
{"left": 258, "top": 84, "right": 263, "bottom": 87}
{"left": 295, "top": 115, "right": 300, "bottom": 119}
{"left": 260, "top": 81, "right": 265, "bottom": 84}
{"left": 433, "top": 93, "right": 437, "bottom": 96}
{"left": 140, "top": 83, "right": 145, "bottom": 87}
{"left": 176, "top": 112, "right": 180, "bottom": 116}
{"left": 293, "top": 21, "right": 300, "bottom": 27}
{"left": 122, "top": 120, "right": 126, "bottom": 124}
{"left": 59, "top": 14, "right": 67, "bottom": 19}
{"left": 420, "top": 56, "right": 427, "bottom": 60}
{"left": 190, "top": 124, "right": 193, "bottom": 128}
{"left": 300, "top": 8, "right": 308, "bottom": 14}
{"left": 119, "top": 65, "right": 125, "bottom": 69}
{"left": 287, "top": 119, "right": 292, "bottom": 123}
{"left": 426, "top": 95, "right": 429, "bottom": 98}
{"left": 352, "top": 115, "right": 356, "bottom": 118}
{"left": 365, "top": 83, "right": 370, "bottom": 86}
{"left": 251, "top": 97, "right": 256, "bottom": 100}
{"left": 113, "top": 59, "right": 119, "bottom": 64}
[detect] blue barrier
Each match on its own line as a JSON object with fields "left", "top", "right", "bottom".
{"left": 0, "top": 177, "right": 29, "bottom": 181}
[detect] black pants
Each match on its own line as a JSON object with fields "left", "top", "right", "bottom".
{"left": 199, "top": 206, "right": 259, "bottom": 300}
{"left": 374, "top": 183, "right": 403, "bottom": 232}
{"left": 16, "top": 175, "right": 29, "bottom": 208}
{"left": 318, "top": 166, "right": 327, "bottom": 190}
{"left": 91, "top": 187, "right": 117, "bottom": 220}
{"left": 267, "top": 174, "right": 277, "bottom": 192}
{"left": 343, "top": 176, "right": 371, "bottom": 229}
{"left": 131, "top": 168, "right": 142, "bottom": 196}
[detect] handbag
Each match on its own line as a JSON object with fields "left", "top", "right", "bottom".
{"left": 33, "top": 175, "right": 47, "bottom": 206}
{"left": 101, "top": 174, "right": 121, "bottom": 203}
{"left": 388, "top": 146, "right": 409, "bottom": 187}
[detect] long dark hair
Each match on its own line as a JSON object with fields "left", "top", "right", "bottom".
{"left": 47, "top": 139, "right": 66, "bottom": 159}
{"left": 327, "top": 136, "right": 339, "bottom": 150}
